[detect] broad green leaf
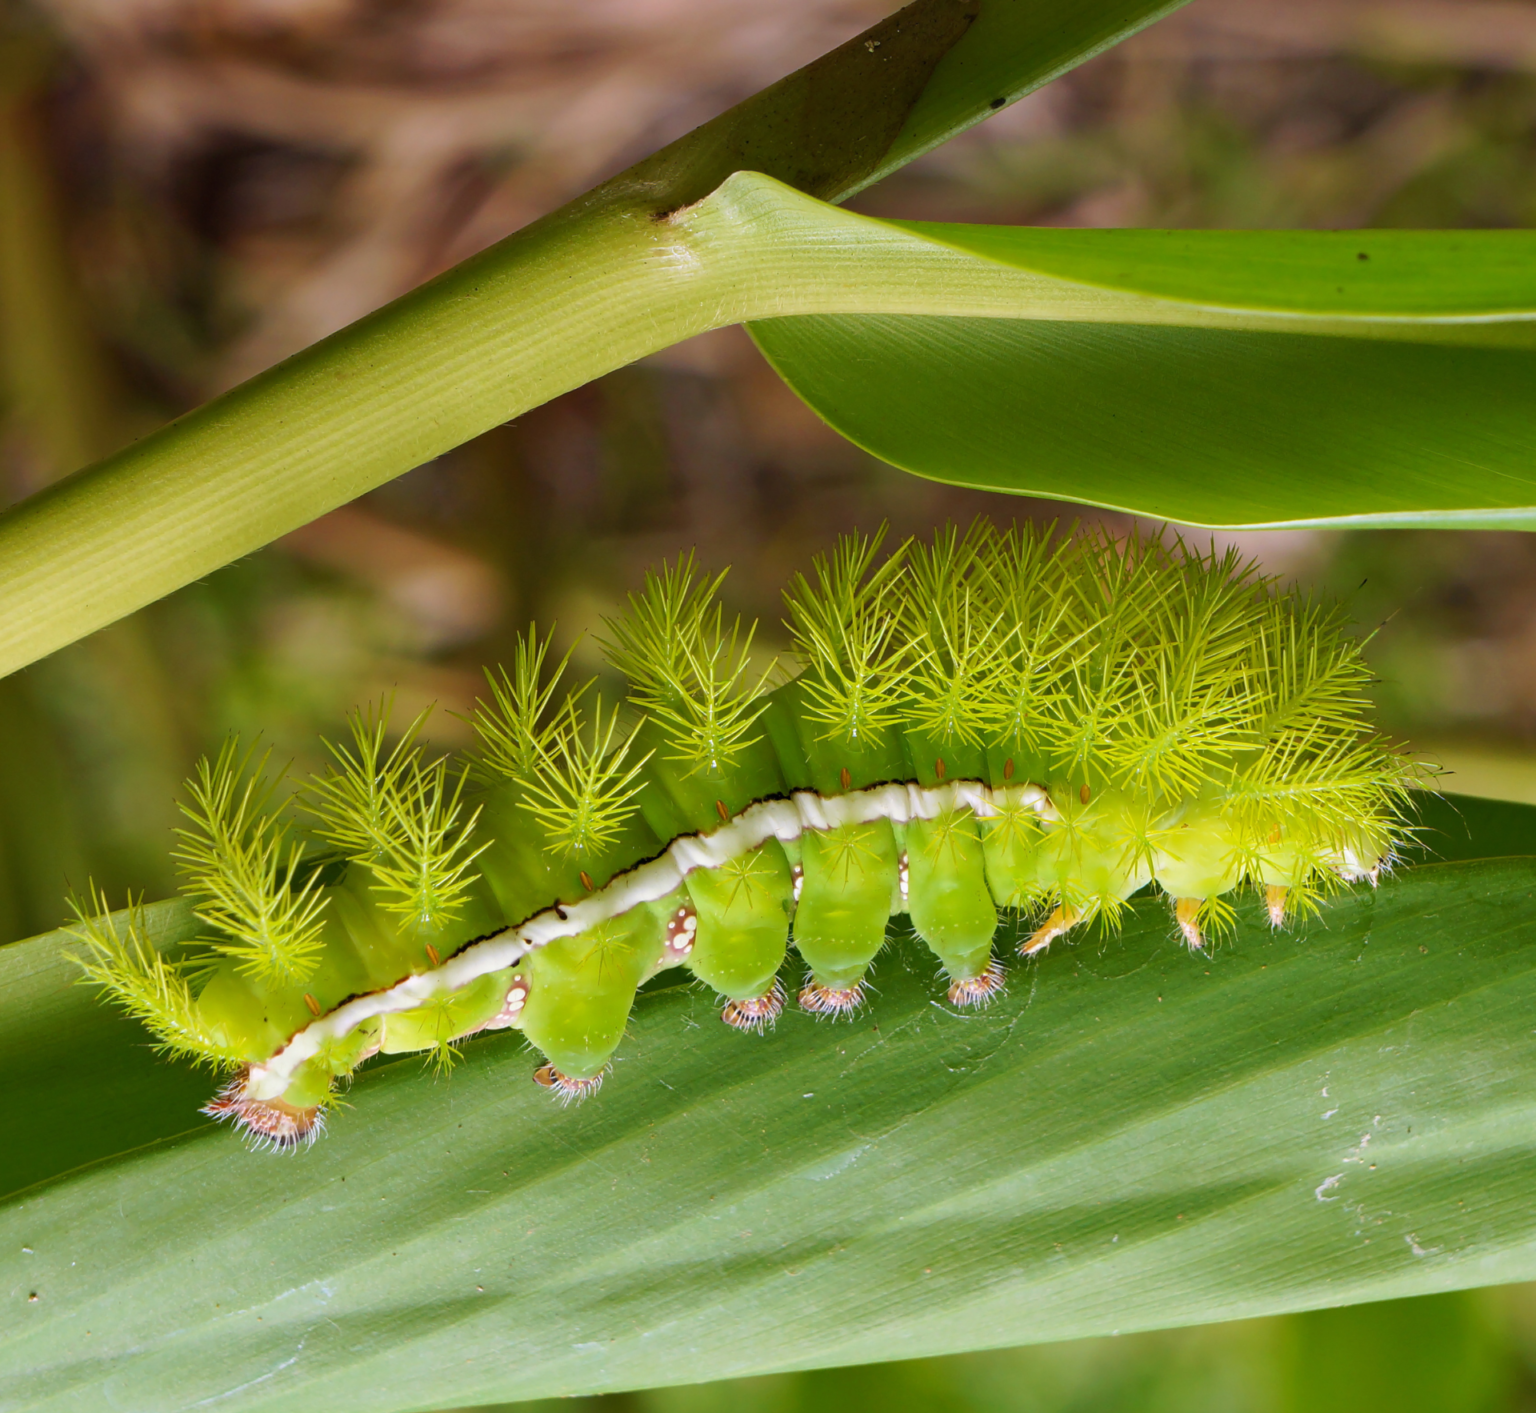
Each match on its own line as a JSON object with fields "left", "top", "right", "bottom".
{"left": 6, "top": 797, "right": 1536, "bottom": 1411}
{"left": 0, "top": 0, "right": 1188, "bottom": 680}
{"left": 1413, "top": 791, "right": 1536, "bottom": 865}
{"left": 748, "top": 224, "right": 1536, "bottom": 532}
{"left": 895, "top": 224, "right": 1536, "bottom": 316}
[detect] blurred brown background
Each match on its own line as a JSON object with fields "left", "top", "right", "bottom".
{"left": 4, "top": 1, "right": 1536, "bottom": 1405}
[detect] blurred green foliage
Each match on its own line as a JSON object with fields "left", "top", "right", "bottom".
{"left": 474, "top": 1289, "right": 1525, "bottom": 1413}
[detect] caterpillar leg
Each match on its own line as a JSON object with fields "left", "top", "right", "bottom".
{"left": 518, "top": 899, "right": 670, "bottom": 1091}
{"left": 683, "top": 841, "right": 794, "bottom": 1029}
{"left": 978, "top": 784, "right": 1048, "bottom": 908}
{"left": 798, "top": 978, "right": 866, "bottom": 1016}
{"left": 533, "top": 1064, "right": 607, "bottom": 1105}
{"left": 721, "top": 977, "right": 786, "bottom": 1033}
{"left": 905, "top": 810, "right": 1002, "bottom": 1005}
{"left": 946, "top": 959, "right": 1006, "bottom": 1008}
{"left": 793, "top": 820, "right": 900, "bottom": 1004}
{"left": 204, "top": 1067, "right": 328, "bottom": 1151}
{"left": 1152, "top": 798, "right": 1242, "bottom": 954}
{"left": 1174, "top": 897, "right": 1206, "bottom": 952}
{"left": 1021, "top": 904, "right": 1082, "bottom": 957}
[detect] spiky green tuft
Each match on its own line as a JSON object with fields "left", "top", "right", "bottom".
{"left": 602, "top": 553, "right": 772, "bottom": 774}
{"left": 172, "top": 740, "right": 328, "bottom": 985}
{"left": 900, "top": 520, "right": 1008, "bottom": 747}
{"left": 784, "top": 526, "right": 913, "bottom": 745}
{"left": 512, "top": 691, "right": 651, "bottom": 857}
{"left": 775, "top": 521, "right": 1415, "bottom": 881}
{"left": 305, "top": 700, "right": 487, "bottom": 930}
{"left": 473, "top": 625, "right": 575, "bottom": 783}
{"left": 65, "top": 886, "right": 241, "bottom": 1070}
{"left": 983, "top": 522, "right": 1090, "bottom": 759}
{"left": 472, "top": 626, "right": 652, "bottom": 857}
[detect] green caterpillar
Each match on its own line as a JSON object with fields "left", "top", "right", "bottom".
{"left": 70, "top": 522, "right": 1414, "bottom": 1150}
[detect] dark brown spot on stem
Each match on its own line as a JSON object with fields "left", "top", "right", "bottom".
{"left": 935, "top": 757, "right": 946, "bottom": 780}
{"left": 580, "top": 871, "right": 594, "bottom": 892}
{"left": 303, "top": 993, "right": 321, "bottom": 1017}
{"left": 716, "top": 799, "right": 730, "bottom": 823}
{"left": 1079, "top": 784, "right": 1091, "bottom": 805}
{"left": 840, "top": 766, "right": 852, "bottom": 791}
{"left": 426, "top": 944, "right": 441, "bottom": 967}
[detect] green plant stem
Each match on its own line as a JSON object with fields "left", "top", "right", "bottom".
{"left": 0, "top": 187, "right": 1063, "bottom": 678}
{"left": 0, "top": 0, "right": 1192, "bottom": 680}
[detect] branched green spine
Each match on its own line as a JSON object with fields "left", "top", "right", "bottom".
{"left": 474, "top": 625, "right": 654, "bottom": 856}
{"left": 173, "top": 741, "right": 328, "bottom": 985}
{"left": 602, "top": 554, "right": 772, "bottom": 774}
{"left": 65, "top": 886, "right": 241, "bottom": 1069}
{"left": 306, "top": 701, "right": 487, "bottom": 929}
{"left": 514, "top": 692, "right": 652, "bottom": 858}
{"left": 784, "top": 527, "right": 912, "bottom": 744}
{"left": 473, "top": 626, "right": 576, "bottom": 783}
{"left": 901, "top": 521, "right": 1008, "bottom": 747}
{"left": 986, "top": 523, "right": 1090, "bottom": 759}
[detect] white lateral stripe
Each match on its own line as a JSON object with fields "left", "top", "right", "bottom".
{"left": 251, "top": 779, "right": 1049, "bottom": 1096}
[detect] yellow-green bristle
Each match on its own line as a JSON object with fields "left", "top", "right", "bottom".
{"left": 601, "top": 552, "right": 771, "bottom": 775}
{"left": 305, "top": 700, "right": 486, "bottom": 929}
{"left": 172, "top": 740, "right": 328, "bottom": 986}
{"left": 783, "top": 525, "right": 912, "bottom": 745}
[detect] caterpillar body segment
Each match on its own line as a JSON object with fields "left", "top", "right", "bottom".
{"left": 683, "top": 840, "right": 795, "bottom": 1002}
{"left": 70, "top": 522, "right": 1417, "bottom": 1149}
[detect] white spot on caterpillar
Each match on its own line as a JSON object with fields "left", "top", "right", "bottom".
{"left": 898, "top": 852, "right": 909, "bottom": 906}
{"left": 482, "top": 976, "right": 529, "bottom": 1031}
{"left": 662, "top": 905, "right": 698, "bottom": 960}
{"left": 792, "top": 864, "right": 804, "bottom": 902}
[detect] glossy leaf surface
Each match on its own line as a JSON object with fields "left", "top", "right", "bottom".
{"left": 4, "top": 797, "right": 1536, "bottom": 1411}
{"left": 750, "top": 227, "right": 1536, "bottom": 530}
